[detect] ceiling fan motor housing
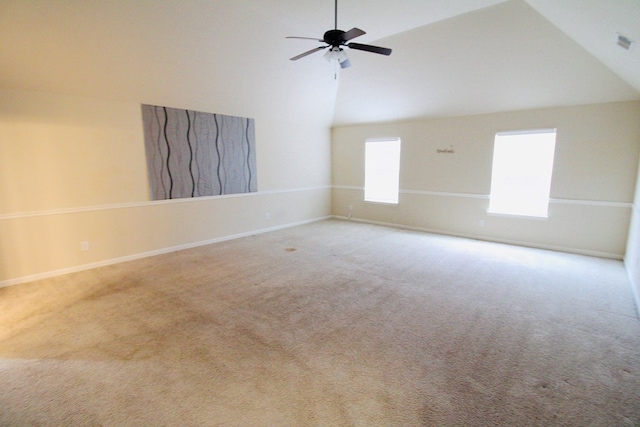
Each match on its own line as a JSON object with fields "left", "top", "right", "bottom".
{"left": 324, "top": 29, "right": 346, "bottom": 46}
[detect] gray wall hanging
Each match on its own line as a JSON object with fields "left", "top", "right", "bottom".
{"left": 142, "top": 104, "right": 257, "bottom": 200}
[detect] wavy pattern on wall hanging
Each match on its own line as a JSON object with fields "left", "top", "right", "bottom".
{"left": 141, "top": 104, "right": 257, "bottom": 200}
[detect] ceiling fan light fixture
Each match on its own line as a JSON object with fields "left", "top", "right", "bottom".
{"left": 324, "top": 47, "right": 351, "bottom": 68}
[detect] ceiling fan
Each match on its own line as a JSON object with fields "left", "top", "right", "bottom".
{"left": 286, "top": 0, "right": 392, "bottom": 69}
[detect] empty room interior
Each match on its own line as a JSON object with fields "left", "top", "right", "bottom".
{"left": 1, "top": 0, "right": 640, "bottom": 425}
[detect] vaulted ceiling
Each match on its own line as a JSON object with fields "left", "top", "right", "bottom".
{"left": 1, "top": 0, "right": 638, "bottom": 127}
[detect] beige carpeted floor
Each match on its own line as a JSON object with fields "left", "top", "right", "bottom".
{"left": 1, "top": 219, "right": 639, "bottom": 426}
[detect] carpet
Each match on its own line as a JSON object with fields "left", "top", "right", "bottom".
{"left": 1, "top": 219, "right": 639, "bottom": 425}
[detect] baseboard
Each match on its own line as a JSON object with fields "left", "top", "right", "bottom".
{"left": 2, "top": 214, "right": 624, "bottom": 289}
{"left": 625, "top": 262, "right": 640, "bottom": 320}
{"left": 631, "top": 278, "right": 640, "bottom": 320}
{"left": 331, "top": 215, "right": 624, "bottom": 260}
{"left": 0, "top": 216, "right": 331, "bottom": 289}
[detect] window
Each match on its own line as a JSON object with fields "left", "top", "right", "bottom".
{"left": 488, "top": 129, "right": 556, "bottom": 217}
{"left": 365, "top": 138, "right": 401, "bottom": 204}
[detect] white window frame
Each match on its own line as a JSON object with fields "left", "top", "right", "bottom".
{"left": 488, "top": 129, "right": 557, "bottom": 218}
{"left": 364, "top": 138, "right": 401, "bottom": 204}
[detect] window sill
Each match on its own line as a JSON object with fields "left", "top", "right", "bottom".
{"left": 487, "top": 211, "right": 549, "bottom": 220}
{"left": 365, "top": 200, "right": 399, "bottom": 206}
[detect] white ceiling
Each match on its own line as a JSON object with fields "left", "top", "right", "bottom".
{"left": 0, "top": 0, "right": 638, "bottom": 126}
{"left": 334, "top": 0, "right": 640, "bottom": 124}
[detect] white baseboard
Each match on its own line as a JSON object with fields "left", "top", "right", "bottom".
{"left": 631, "top": 279, "right": 640, "bottom": 319}
{"left": 625, "top": 264, "right": 640, "bottom": 320}
{"left": 331, "top": 215, "right": 624, "bottom": 260}
{"left": 0, "top": 216, "right": 330, "bottom": 289}
{"left": 1, "top": 214, "right": 625, "bottom": 289}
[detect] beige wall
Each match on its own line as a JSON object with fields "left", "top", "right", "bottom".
{"left": 3, "top": 90, "right": 638, "bottom": 285}
{"left": 332, "top": 101, "right": 640, "bottom": 258}
{"left": 1, "top": 90, "right": 149, "bottom": 213}
{"left": 0, "top": 89, "right": 331, "bottom": 285}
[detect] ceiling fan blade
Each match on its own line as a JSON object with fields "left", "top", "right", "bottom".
{"left": 341, "top": 27, "right": 366, "bottom": 42}
{"left": 290, "top": 46, "right": 328, "bottom": 61}
{"left": 347, "top": 42, "right": 392, "bottom": 56}
{"left": 286, "top": 36, "right": 324, "bottom": 42}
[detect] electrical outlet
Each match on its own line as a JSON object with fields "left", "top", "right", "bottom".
{"left": 479, "top": 220, "right": 485, "bottom": 227}
{"left": 81, "top": 241, "right": 90, "bottom": 251}
{"left": 265, "top": 212, "right": 270, "bottom": 220}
